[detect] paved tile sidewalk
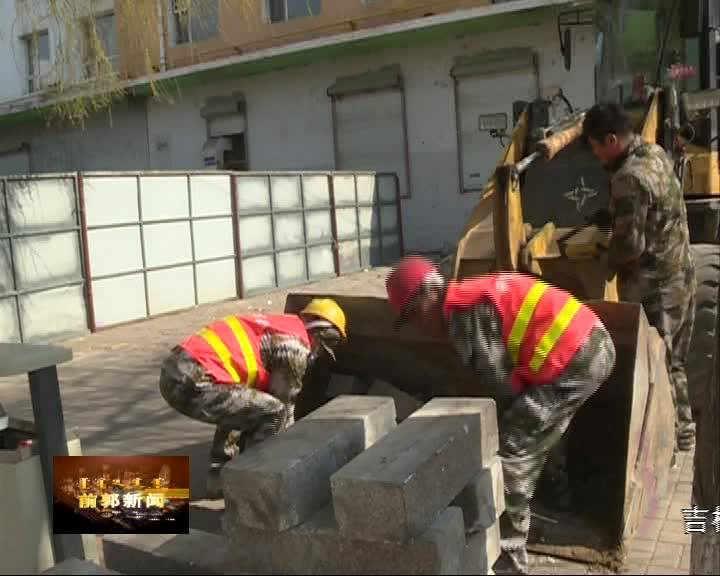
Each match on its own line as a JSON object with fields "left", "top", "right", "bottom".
{"left": 621, "top": 449, "right": 694, "bottom": 576}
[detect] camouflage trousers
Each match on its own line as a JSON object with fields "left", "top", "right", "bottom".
{"left": 621, "top": 267, "right": 697, "bottom": 451}
{"left": 498, "top": 327, "right": 616, "bottom": 574}
{"left": 158, "top": 347, "right": 292, "bottom": 472}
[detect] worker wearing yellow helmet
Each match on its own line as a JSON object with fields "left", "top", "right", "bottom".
{"left": 159, "top": 298, "right": 347, "bottom": 499}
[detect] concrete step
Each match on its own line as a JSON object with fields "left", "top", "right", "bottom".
{"left": 102, "top": 530, "right": 238, "bottom": 575}
{"left": 189, "top": 499, "right": 224, "bottom": 534}
{"left": 104, "top": 515, "right": 479, "bottom": 576}
{"left": 223, "top": 504, "right": 467, "bottom": 575}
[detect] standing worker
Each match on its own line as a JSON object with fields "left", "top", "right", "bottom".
{"left": 159, "top": 299, "right": 346, "bottom": 499}
{"left": 583, "top": 102, "right": 696, "bottom": 453}
{"left": 386, "top": 256, "right": 616, "bottom": 575}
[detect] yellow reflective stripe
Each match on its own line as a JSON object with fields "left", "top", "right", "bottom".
{"left": 199, "top": 328, "right": 241, "bottom": 383}
{"left": 508, "top": 281, "right": 548, "bottom": 365}
{"left": 225, "top": 316, "right": 258, "bottom": 388}
{"left": 529, "top": 296, "right": 582, "bottom": 373}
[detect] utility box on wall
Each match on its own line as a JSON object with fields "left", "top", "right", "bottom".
{"left": 0, "top": 424, "right": 93, "bottom": 574}
{"left": 202, "top": 137, "right": 233, "bottom": 169}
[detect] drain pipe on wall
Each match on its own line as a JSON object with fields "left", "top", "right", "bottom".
{"left": 156, "top": 0, "right": 167, "bottom": 72}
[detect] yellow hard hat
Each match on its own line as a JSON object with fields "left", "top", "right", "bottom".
{"left": 300, "top": 298, "right": 347, "bottom": 338}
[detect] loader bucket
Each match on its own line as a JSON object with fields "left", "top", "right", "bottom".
{"left": 285, "top": 293, "right": 675, "bottom": 565}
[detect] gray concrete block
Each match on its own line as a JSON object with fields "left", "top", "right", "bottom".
{"left": 303, "top": 395, "right": 397, "bottom": 449}
{"left": 222, "top": 504, "right": 466, "bottom": 575}
{"left": 326, "top": 373, "right": 371, "bottom": 398}
{"left": 103, "top": 530, "right": 238, "bottom": 575}
{"left": 452, "top": 457, "right": 505, "bottom": 533}
{"left": 42, "top": 558, "right": 119, "bottom": 575}
{"left": 331, "top": 398, "right": 499, "bottom": 542}
{"left": 461, "top": 520, "right": 501, "bottom": 575}
{"left": 409, "top": 398, "right": 499, "bottom": 467}
{"left": 366, "top": 380, "right": 423, "bottom": 422}
{"left": 223, "top": 395, "right": 396, "bottom": 532}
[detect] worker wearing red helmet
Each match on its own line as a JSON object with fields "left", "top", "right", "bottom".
{"left": 386, "top": 256, "right": 616, "bottom": 575}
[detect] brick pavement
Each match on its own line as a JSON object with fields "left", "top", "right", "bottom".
{"left": 620, "top": 449, "right": 694, "bottom": 576}
{"left": 527, "top": 448, "right": 694, "bottom": 576}
{"left": 0, "top": 267, "right": 698, "bottom": 575}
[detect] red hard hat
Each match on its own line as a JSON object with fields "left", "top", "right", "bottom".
{"left": 385, "top": 256, "right": 438, "bottom": 314}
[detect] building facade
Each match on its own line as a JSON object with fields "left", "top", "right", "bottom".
{"left": 0, "top": 0, "right": 596, "bottom": 252}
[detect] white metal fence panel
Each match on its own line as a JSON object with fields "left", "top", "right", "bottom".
{"left": 236, "top": 174, "right": 338, "bottom": 297}
{"left": 0, "top": 176, "right": 88, "bottom": 343}
{"left": 0, "top": 170, "right": 402, "bottom": 340}
{"left": 83, "top": 174, "right": 237, "bottom": 328}
{"left": 334, "top": 173, "right": 402, "bottom": 275}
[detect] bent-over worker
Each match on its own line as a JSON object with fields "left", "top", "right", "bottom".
{"left": 386, "top": 256, "right": 616, "bottom": 575}
{"left": 159, "top": 299, "right": 347, "bottom": 499}
{"left": 583, "top": 102, "right": 696, "bottom": 452}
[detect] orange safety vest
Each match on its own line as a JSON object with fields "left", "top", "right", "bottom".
{"left": 443, "top": 273, "right": 601, "bottom": 392}
{"left": 180, "top": 314, "right": 311, "bottom": 389}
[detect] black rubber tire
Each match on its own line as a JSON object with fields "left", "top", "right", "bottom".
{"left": 687, "top": 244, "right": 720, "bottom": 414}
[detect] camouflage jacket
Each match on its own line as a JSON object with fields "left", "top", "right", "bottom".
{"left": 447, "top": 300, "right": 515, "bottom": 411}
{"left": 447, "top": 300, "right": 609, "bottom": 411}
{"left": 171, "top": 333, "right": 310, "bottom": 399}
{"left": 608, "top": 135, "right": 694, "bottom": 295}
{"left": 259, "top": 334, "right": 311, "bottom": 403}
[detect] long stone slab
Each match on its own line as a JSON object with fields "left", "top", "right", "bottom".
{"left": 461, "top": 520, "right": 501, "bottom": 575}
{"left": 302, "top": 394, "right": 397, "bottom": 448}
{"left": 103, "top": 531, "right": 237, "bottom": 575}
{"left": 452, "top": 457, "right": 505, "bottom": 533}
{"left": 222, "top": 504, "right": 466, "bottom": 575}
{"left": 222, "top": 395, "right": 396, "bottom": 532}
{"left": 331, "top": 398, "right": 498, "bottom": 542}
{"left": 326, "top": 373, "right": 371, "bottom": 398}
{"left": 366, "top": 379, "right": 424, "bottom": 422}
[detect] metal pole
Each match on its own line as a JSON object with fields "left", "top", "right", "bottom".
{"left": 187, "top": 175, "right": 199, "bottom": 306}
{"left": 230, "top": 175, "right": 244, "bottom": 298}
{"left": 76, "top": 172, "right": 96, "bottom": 332}
{"left": 328, "top": 174, "right": 341, "bottom": 276}
{"left": 137, "top": 176, "right": 150, "bottom": 317}
{"left": 28, "top": 366, "right": 85, "bottom": 562}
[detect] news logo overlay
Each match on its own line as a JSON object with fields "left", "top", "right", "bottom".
{"left": 53, "top": 456, "right": 190, "bottom": 535}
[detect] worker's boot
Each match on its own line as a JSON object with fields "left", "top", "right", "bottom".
{"left": 494, "top": 547, "right": 529, "bottom": 575}
{"left": 206, "top": 429, "right": 245, "bottom": 499}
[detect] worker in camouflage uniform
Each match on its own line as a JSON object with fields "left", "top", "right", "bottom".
{"left": 159, "top": 299, "right": 346, "bottom": 499}
{"left": 584, "top": 102, "right": 696, "bottom": 453}
{"left": 386, "top": 256, "right": 616, "bottom": 575}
